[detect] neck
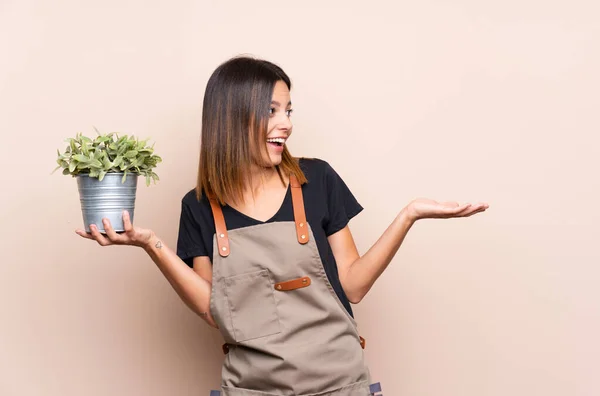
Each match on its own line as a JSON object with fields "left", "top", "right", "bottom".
{"left": 247, "top": 164, "right": 279, "bottom": 194}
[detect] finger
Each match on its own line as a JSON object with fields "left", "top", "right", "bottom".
{"left": 102, "top": 218, "right": 124, "bottom": 243}
{"left": 466, "top": 205, "right": 489, "bottom": 216}
{"left": 460, "top": 205, "right": 487, "bottom": 217}
{"left": 123, "top": 210, "right": 133, "bottom": 233}
{"left": 75, "top": 229, "right": 95, "bottom": 240}
{"left": 89, "top": 224, "right": 110, "bottom": 246}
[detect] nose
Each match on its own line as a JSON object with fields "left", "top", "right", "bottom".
{"left": 277, "top": 112, "right": 292, "bottom": 131}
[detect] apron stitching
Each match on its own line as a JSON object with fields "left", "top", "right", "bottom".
{"left": 222, "top": 280, "right": 238, "bottom": 342}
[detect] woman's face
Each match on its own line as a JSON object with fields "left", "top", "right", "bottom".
{"left": 262, "top": 80, "right": 293, "bottom": 167}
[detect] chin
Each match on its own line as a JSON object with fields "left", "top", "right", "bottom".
{"left": 268, "top": 154, "right": 283, "bottom": 166}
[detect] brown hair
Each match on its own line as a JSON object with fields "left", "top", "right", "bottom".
{"left": 196, "top": 56, "right": 307, "bottom": 205}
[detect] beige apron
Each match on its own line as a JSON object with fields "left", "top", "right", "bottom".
{"left": 207, "top": 175, "right": 381, "bottom": 396}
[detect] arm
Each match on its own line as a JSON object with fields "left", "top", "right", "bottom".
{"left": 328, "top": 207, "right": 414, "bottom": 304}
{"left": 144, "top": 236, "right": 218, "bottom": 328}
{"left": 329, "top": 199, "right": 489, "bottom": 304}
{"left": 76, "top": 210, "right": 218, "bottom": 328}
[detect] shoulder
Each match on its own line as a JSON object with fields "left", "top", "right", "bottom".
{"left": 179, "top": 188, "right": 216, "bottom": 233}
{"left": 298, "top": 157, "right": 336, "bottom": 181}
{"left": 181, "top": 188, "right": 200, "bottom": 206}
{"left": 298, "top": 157, "right": 348, "bottom": 186}
{"left": 182, "top": 187, "right": 211, "bottom": 204}
{"left": 181, "top": 188, "right": 212, "bottom": 214}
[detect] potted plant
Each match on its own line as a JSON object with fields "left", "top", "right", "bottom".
{"left": 54, "top": 130, "right": 162, "bottom": 233}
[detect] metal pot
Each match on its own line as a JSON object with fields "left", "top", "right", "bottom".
{"left": 76, "top": 173, "right": 138, "bottom": 233}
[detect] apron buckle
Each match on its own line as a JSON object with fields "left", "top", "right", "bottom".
{"left": 369, "top": 381, "right": 382, "bottom": 395}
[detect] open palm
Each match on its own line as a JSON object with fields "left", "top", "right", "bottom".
{"left": 406, "top": 198, "right": 489, "bottom": 221}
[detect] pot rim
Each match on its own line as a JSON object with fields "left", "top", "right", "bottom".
{"left": 75, "top": 173, "right": 140, "bottom": 177}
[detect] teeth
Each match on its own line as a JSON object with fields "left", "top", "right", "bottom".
{"left": 267, "top": 137, "right": 286, "bottom": 144}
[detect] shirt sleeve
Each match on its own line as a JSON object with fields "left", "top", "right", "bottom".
{"left": 323, "top": 161, "right": 364, "bottom": 236}
{"left": 176, "top": 199, "right": 208, "bottom": 268}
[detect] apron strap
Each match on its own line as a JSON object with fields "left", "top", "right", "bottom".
{"left": 289, "top": 174, "right": 309, "bottom": 245}
{"left": 206, "top": 191, "right": 230, "bottom": 257}
{"left": 208, "top": 173, "right": 308, "bottom": 256}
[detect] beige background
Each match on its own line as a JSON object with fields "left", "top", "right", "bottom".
{"left": 1, "top": 0, "right": 599, "bottom": 395}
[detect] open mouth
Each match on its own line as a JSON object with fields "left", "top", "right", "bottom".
{"left": 267, "top": 137, "right": 286, "bottom": 147}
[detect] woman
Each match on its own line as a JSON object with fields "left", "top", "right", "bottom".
{"left": 76, "top": 56, "right": 489, "bottom": 395}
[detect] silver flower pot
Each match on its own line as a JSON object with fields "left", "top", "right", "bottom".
{"left": 76, "top": 173, "right": 138, "bottom": 233}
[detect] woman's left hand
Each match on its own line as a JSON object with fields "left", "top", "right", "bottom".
{"left": 404, "top": 198, "right": 489, "bottom": 222}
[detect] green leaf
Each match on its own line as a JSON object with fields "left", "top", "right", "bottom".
{"left": 73, "top": 154, "right": 89, "bottom": 162}
{"left": 62, "top": 168, "right": 70, "bottom": 175}
{"left": 113, "top": 155, "right": 123, "bottom": 167}
{"left": 57, "top": 130, "right": 161, "bottom": 179}
{"left": 98, "top": 170, "right": 106, "bottom": 181}
{"left": 101, "top": 155, "right": 112, "bottom": 168}
{"left": 124, "top": 150, "right": 138, "bottom": 158}
{"left": 117, "top": 144, "right": 128, "bottom": 155}
{"left": 137, "top": 139, "right": 149, "bottom": 150}
{"left": 89, "top": 159, "right": 102, "bottom": 168}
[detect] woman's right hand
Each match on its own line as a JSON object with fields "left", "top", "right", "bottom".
{"left": 75, "top": 210, "right": 154, "bottom": 249}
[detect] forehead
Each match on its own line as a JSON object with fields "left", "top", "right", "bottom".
{"left": 271, "top": 80, "right": 291, "bottom": 102}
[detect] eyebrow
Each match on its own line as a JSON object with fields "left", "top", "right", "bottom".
{"left": 271, "top": 100, "right": 292, "bottom": 107}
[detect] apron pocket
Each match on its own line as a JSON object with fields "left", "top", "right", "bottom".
{"left": 224, "top": 269, "right": 281, "bottom": 342}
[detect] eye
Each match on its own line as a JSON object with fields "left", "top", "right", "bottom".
{"left": 286, "top": 109, "right": 293, "bottom": 117}
{"left": 269, "top": 107, "right": 276, "bottom": 116}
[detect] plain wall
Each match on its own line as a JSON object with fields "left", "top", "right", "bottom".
{"left": 1, "top": 0, "right": 599, "bottom": 395}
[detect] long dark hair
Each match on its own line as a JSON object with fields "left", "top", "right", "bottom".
{"left": 196, "top": 55, "right": 307, "bottom": 205}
